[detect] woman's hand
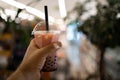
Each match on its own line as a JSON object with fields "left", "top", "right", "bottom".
{"left": 7, "top": 39, "right": 62, "bottom": 80}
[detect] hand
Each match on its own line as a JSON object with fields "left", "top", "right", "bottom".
{"left": 7, "top": 39, "right": 62, "bottom": 80}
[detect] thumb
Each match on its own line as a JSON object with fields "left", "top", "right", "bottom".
{"left": 37, "top": 41, "right": 62, "bottom": 56}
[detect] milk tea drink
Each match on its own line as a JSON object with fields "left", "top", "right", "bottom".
{"left": 32, "top": 22, "right": 60, "bottom": 72}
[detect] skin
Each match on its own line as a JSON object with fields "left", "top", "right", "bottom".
{"left": 7, "top": 39, "right": 62, "bottom": 80}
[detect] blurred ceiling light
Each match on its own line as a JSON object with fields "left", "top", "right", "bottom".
{"left": 1, "top": 0, "right": 26, "bottom": 9}
{"left": 0, "top": 10, "right": 7, "bottom": 21}
{"left": 56, "top": 19, "right": 66, "bottom": 31}
{"left": 117, "top": 13, "right": 120, "bottom": 18}
{"left": 58, "top": 0, "right": 67, "bottom": 18}
{"left": 0, "top": 0, "right": 55, "bottom": 22}
{"left": 19, "top": 12, "right": 34, "bottom": 21}
{"left": 1, "top": 9, "right": 34, "bottom": 21}
{"left": 5, "top": 9, "right": 16, "bottom": 20}
{"left": 79, "top": 0, "right": 86, "bottom": 4}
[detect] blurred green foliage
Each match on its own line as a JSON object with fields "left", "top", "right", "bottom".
{"left": 0, "top": 8, "right": 32, "bottom": 47}
{"left": 78, "top": 0, "right": 120, "bottom": 48}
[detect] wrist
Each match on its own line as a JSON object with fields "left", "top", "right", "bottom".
{"left": 7, "top": 69, "right": 26, "bottom": 80}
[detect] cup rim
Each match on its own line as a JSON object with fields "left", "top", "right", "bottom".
{"left": 32, "top": 30, "right": 61, "bottom": 35}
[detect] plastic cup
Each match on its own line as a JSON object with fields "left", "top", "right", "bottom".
{"left": 32, "top": 22, "right": 60, "bottom": 72}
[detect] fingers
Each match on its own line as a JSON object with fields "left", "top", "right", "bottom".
{"left": 28, "top": 41, "right": 62, "bottom": 66}
{"left": 35, "top": 41, "right": 62, "bottom": 58}
{"left": 27, "top": 39, "right": 38, "bottom": 50}
{"left": 28, "top": 39, "right": 62, "bottom": 53}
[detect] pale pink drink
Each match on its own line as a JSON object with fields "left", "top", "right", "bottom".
{"left": 32, "top": 22, "right": 60, "bottom": 72}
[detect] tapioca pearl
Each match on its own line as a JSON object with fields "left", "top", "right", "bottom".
{"left": 55, "top": 55, "right": 57, "bottom": 57}
{"left": 47, "top": 61, "right": 51, "bottom": 64}
{"left": 47, "top": 60, "right": 51, "bottom": 63}
{"left": 54, "top": 58, "right": 57, "bottom": 61}
{"left": 48, "top": 57, "right": 52, "bottom": 59}
{"left": 47, "top": 61, "right": 52, "bottom": 65}
{"left": 50, "top": 64, "right": 53, "bottom": 67}
{"left": 54, "top": 57, "right": 57, "bottom": 60}
{"left": 46, "top": 66, "right": 50, "bottom": 68}
{"left": 54, "top": 59, "right": 57, "bottom": 61}
{"left": 54, "top": 57, "right": 56, "bottom": 59}
{"left": 51, "top": 61, "right": 55, "bottom": 64}
{"left": 50, "top": 61, "right": 53, "bottom": 64}
{"left": 53, "top": 62, "right": 56, "bottom": 64}
{"left": 47, "top": 64, "right": 51, "bottom": 67}
{"left": 45, "top": 66, "right": 49, "bottom": 69}
{"left": 55, "top": 56, "right": 57, "bottom": 59}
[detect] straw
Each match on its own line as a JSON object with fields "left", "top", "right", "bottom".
{"left": 44, "top": 5, "right": 49, "bottom": 31}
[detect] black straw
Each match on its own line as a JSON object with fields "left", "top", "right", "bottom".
{"left": 44, "top": 6, "right": 49, "bottom": 31}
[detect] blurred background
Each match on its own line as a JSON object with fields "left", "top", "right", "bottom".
{"left": 0, "top": 0, "right": 120, "bottom": 80}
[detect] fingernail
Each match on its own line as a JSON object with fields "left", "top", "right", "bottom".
{"left": 53, "top": 43, "right": 61, "bottom": 49}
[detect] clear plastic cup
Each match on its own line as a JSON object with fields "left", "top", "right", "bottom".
{"left": 32, "top": 22, "right": 60, "bottom": 72}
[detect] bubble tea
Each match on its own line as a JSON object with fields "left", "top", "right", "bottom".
{"left": 32, "top": 22, "right": 60, "bottom": 72}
